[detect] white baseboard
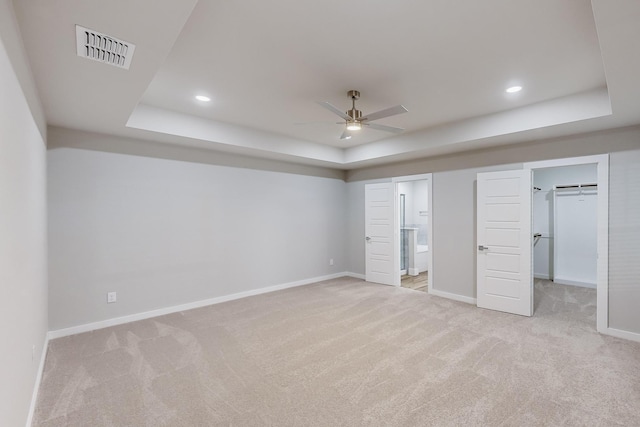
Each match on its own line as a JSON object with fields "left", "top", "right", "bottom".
{"left": 345, "top": 272, "right": 365, "bottom": 280}
{"left": 429, "top": 288, "right": 477, "bottom": 305}
{"left": 534, "top": 273, "right": 550, "bottom": 280}
{"left": 408, "top": 268, "right": 420, "bottom": 276}
{"left": 553, "top": 277, "right": 596, "bottom": 289}
{"left": 603, "top": 327, "right": 640, "bottom": 343}
{"left": 26, "top": 334, "right": 49, "bottom": 427}
{"left": 48, "top": 272, "right": 348, "bottom": 339}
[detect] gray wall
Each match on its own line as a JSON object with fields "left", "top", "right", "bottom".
{"left": 48, "top": 126, "right": 346, "bottom": 181}
{"left": 0, "top": 0, "right": 45, "bottom": 137}
{"left": 609, "top": 150, "right": 640, "bottom": 333}
{"left": 345, "top": 126, "right": 640, "bottom": 334}
{"left": 48, "top": 148, "right": 347, "bottom": 330}
{"left": 345, "top": 178, "right": 389, "bottom": 276}
{"left": 346, "top": 164, "right": 516, "bottom": 298}
{"left": 431, "top": 164, "right": 518, "bottom": 298}
{"left": 0, "top": 3, "right": 49, "bottom": 425}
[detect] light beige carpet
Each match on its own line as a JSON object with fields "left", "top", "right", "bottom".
{"left": 34, "top": 277, "right": 640, "bottom": 426}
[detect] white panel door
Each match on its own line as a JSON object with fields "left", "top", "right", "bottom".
{"left": 477, "top": 170, "right": 532, "bottom": 316}
{"left": 365, "top": 183, "right": 395, "bottom": 285}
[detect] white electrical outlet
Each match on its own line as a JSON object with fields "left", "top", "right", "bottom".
{"left": 107, "top": 291, "right": 117, "bottom": 303}
{"left": 329, "top": 258, "right": 334, "bottom": 266}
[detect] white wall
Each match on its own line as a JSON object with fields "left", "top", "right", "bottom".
{"left": 48, "top": 148, "right": 347, "bottom": 331}
{"left": 413, "top": 180, "right": 429, "bottom": 225}
{"left": 533, "top": 164, "right": 597, "bottom": 281}
{"left": 345, "top": 126, "right": 640, "bottom": 335}
{"left": 409, "top": 180, "right": 429, "bottom": 246}
{"left": 0, "top": 8, "right": 48, "bottom": 427}
{"left": 398, "top": 180, "right": 429, "bottom": 227}
{"left": 397, "top": 181, "right": 414, "bottom": 226}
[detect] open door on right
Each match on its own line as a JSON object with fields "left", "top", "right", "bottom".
{"left": 476, "top": 169, "right": 532, "bottom": 316}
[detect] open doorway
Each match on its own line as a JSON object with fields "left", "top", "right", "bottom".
{"left": 476, "top": 154, "right": 608, "bottom": 333}
{"left": 525, "top": 154, "right": 609, "bottom": 333}
{"left": 392, "top": 174, "right": 433, "bottom": 292}
{"left": 532, "top": 164, "right": 598, "bottom": 328}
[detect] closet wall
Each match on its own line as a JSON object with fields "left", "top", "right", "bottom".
{"left": 533, "top": 164, "right": 597, "bottom": 286}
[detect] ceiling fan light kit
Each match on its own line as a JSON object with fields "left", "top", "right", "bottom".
{"left": 347, "top": 121, "right": 362, "bottom": 131}
{"left": 316, "top": 90, "right": 408, "bottom": 140}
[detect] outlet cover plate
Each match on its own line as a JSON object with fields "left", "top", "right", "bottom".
{"left": 107, "top": 292, "right": 117, "bottom": 303}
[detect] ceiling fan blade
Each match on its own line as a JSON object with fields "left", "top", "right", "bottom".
{"left": 365, "top": 123, "right": 405, "bottom": 134}
{"left": 339, "top": 129, "right": 352, "bottom": 140}
{"left": 360, "top": 105, "right": 408, "bottom": 122}
{"left": 316, "top": 101, "right": 351, "bottom": 121}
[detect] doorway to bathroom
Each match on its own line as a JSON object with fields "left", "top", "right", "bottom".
{"left": 393, "top": 174, "right": 433, "bottom": 293}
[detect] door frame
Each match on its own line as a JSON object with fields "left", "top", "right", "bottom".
{"left": 391, "top": 173, "right": 433, "bottom": 291}
{"left": 523, "top": 154, "right": 608, "bottom": 333}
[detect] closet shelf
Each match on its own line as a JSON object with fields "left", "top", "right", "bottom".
{"left": 555, "top": 183, "right": 597, "bottom": 190}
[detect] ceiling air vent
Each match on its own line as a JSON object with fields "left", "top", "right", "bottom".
{"left": 75, "top": 25, "right": 135, "bottom": 70}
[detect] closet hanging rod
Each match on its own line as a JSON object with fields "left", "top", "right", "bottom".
{"left": 555, "top": 183, "right": 597, "bottom": 189}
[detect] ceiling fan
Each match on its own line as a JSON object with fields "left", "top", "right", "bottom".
{"left": 317, "top": 90, "right": 408, "bottom": 140}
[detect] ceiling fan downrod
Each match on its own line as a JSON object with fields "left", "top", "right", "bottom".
{"left": 346, "top": 90, "right": 362, "bottom": 129}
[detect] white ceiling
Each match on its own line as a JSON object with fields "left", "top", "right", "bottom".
{"left": 13, "top": 0, "right": 640, "bottom": 169}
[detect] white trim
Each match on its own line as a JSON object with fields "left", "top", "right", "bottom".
{"left": 553, "top": 277, "right": 596, "bottom": 289}
{"left": 603, "top": 327, "right": 640, "bottom": 344}
{"left": 391, "top": 173, "right": 433, "bottom": 292}
{"left": 48, "top": 272, "right": 347, "bottom": 339}
{"left": 392, "top": 173, "right": 433, "bottom": 182}
{"left": 408, "top": 267, "right": 420, "bottom": 276}
{"left": 345, "top": 272, "right": 365, "bottom": 280}
{"left": 429, "top": 288, "right": 477, "bottom": 305}
{"left": 533, "top": 273, "right": 551, "bottom": 280}
{"left": 26, "top": 334, "right": 49, "bottom": 427}
{"left": 596, "top": 156, "right": 609, "bottom": 334}
{"left": 427, "top": 178, "right": 433, "bottom": 294}
{"left": 522, "top": 154, "right": 608, "bottom": 170}
{"left": 523, "top": 154, "right": 609, "bottom": 334}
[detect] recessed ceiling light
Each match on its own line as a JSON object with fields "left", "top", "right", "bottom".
{"left": 195, "top": 95, "right": 211, "bottom": 102}
{"left": 506, "top": 86, "right": 522, "bottom": 93}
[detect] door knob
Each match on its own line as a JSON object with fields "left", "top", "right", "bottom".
{"left": 478, "top": 245, "right": 489, "bottom": 250}
{"left": 365, "top": 236, "right": 371, "bottom": 241}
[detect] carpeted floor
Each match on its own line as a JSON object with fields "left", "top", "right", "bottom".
{"left": 34, "top": 277, "right": 640, "bottom": 426}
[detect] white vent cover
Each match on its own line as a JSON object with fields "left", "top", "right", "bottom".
{"left": 75, "top": 25, "right": 135, "bottom": 69}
